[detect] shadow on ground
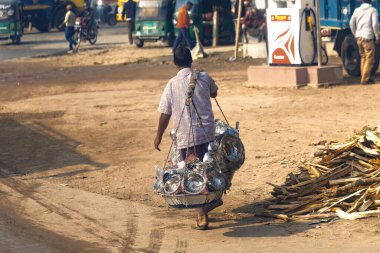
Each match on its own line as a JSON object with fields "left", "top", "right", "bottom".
{"left": 212, "top": 200, "right": 315, "bottom": 238}
{"left": 0, "top": 113, "right": 107, "bottom": 177}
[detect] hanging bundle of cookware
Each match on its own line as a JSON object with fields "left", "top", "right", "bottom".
{"left": 153, "top": 69, "right": 245, "bottom": 209}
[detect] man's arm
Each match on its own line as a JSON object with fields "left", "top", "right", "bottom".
{"left": 122, "top": 3, "right": 127, "bottom": 20}
{"left": 60, "top": 12, "right": 69, "bottom": 28}
{"left": 154, "top": 113, "right": 171, "bottom": 151}
{"left": 372, "top": 10, "right": 380, "bottom": 42}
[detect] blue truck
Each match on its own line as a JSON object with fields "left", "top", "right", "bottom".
{"left": 320, "top": 0, "right": 380, "bottom": 76}
{"left": 21, "top": 0, "right": 84, "bottom": 32}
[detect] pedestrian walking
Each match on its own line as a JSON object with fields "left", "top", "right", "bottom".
{"left": 122, "top": 0, "right": 137, "bottom": 45}
{"left": 154, "top": 46, "right": 222, "bottom": 230}
{"left": 63, "top": 5, "right": 78, "bottom": 53}
{"left": 172, "top": 1, "right": 193, "bottom": 50}
{"left": 350, "top": 0, "right": 380, "bottom": 84}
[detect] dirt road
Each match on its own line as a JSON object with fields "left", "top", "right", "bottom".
{"left": 1, "top": 45, "right": 380, "bottom": 252}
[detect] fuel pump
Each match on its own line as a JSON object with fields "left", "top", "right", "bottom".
{"left": 266, "top": 0, "right": 324, "bottom": 66}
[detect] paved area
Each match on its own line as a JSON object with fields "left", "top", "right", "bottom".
{"left": 0, "top": 23, "right": 128, "bottom": 61}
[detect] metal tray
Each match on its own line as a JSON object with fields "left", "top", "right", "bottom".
{"left": 160, "top": 190, "right": 224, "bottom": 209}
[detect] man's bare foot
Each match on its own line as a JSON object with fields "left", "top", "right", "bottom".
{"left": 193, "top": 214, "right": 208, "bottom": 230}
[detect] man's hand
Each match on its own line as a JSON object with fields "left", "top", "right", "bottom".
{"left": 154, "top": 113, "right": 171, "bottom": 151}
{"left": 154, "top": 135, "right": 162, "bottom": 151}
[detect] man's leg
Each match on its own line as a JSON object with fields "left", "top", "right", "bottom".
{"left": 172, "top": 28, "right": 184, "bottom": 50}
{"left": 242, "top": 25, "right": 248, "bottom": 43}
{"left": 68, "top": 28, "right": 77, "bottom": 50}
{"left": 182, "top": 28, "right": 192, "bottom": 48}
{"left": 194, "top": 142, "right": 222, "bottom": 229}
{"left": 363, "top": 39, "right": 375, "bottom": 84}
{"left": 357, "top": 38, "right": 366, "bottom": 84}
{"left": 130, "top": 20, "right": 135, "bottom": 44}
{"left": 196, "top": 199, "right": 223, "bottom": 229}
{"left": 179, "top": 142, "right": 209, "bottom": 161}
{"left": 65, "top": 28, "right": 73, "bottom": 50}
{"left": 126, "top": 21, "right": 132, "bottom": 45}
{"left": 71, "top": 28, "right": 77, "bottom": 45}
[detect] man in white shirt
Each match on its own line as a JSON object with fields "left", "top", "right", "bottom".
{"left": 350, "top": 0, "right": 380, "bottom": 84}
{"left": 63, "top": 5, "right": 78, "bottom": 53}
{"left": 155, "top": 47, "right": 222, "bottom": 230}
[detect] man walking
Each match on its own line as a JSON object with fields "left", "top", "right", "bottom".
{"left": 154, "top": 47, "right": 222, "bottom": 230}
{"left": 172, "top": 1, "right": 193, "bottom": 50}
{"left": 122, "top": 0, "right": 137, "bottom": 45}
{"left": 350, "top": 0, "right": 379, "bottom": 84}
{"left": 63, "top": 5, "right": 78, "bottom": 53}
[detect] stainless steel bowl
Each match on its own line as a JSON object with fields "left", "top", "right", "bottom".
{"left": 183, "top": 173, "right": 206, "bottom": 195}
{"left": 221, "top": 135, "right": 245, "bottom": 164}
{"left": 164, "top": 174, "right": 182, "bottom": 195}
{"left": 205, "top": 168, "right": 226, "bottom": 191}
{"left": 153, "top": 180, "right": 164, "bottom": 193}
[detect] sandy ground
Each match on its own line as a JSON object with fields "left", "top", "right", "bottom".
{"left": 1, "top": 44, "right": 380, "bottom": 252}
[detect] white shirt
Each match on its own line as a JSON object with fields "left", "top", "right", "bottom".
{"left": 158, "top": 68, "right": 218, "bottom": 149}
{"left": 350, "top": 3, "right": 380, "bottom": 40}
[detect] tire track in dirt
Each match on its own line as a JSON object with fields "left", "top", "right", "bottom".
{"left": 122, "top": 215, "right": 138, "bottom": 252}
{"left": 145, "top": 222, "right": 164, "bottom": 253}
{"left": 174, "top": 239, "right": 188, "bottom": 253}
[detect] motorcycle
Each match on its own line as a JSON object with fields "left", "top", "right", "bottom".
{"left": 94, "top": 2, "right": 117, "bottom": 26}
{"left": 73, "top": 16, "right": 98, "bottom": 49}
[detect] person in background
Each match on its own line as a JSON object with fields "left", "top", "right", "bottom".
{"left": 122, "top": 0, "right": 137, "bottom": 45}
{"left": 172, "top": 1, "right": 193, "bottom": 50}
{"left": 155, "top": 47, "right": 222, "bottom": 230}
{"left": 350, "top": 0, "right": 379, "bottom": 85}
{"left": 62, "top": 5, "right": 78, "bottom": 53}
{"left": 241, "top": 7, "right": 266, "bottom": 43}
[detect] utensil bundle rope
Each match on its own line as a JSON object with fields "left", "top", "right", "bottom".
{"left": 214, "top": 98, "right": 230, "bottom": 127}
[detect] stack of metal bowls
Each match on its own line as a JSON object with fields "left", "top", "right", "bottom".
{"left": 203, "top": 120, "right": 245, "bottom": 188}
{"left": 154, "top": 119, "right": 245, "bottom": 208}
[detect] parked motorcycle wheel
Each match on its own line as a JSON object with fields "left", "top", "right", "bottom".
{"left": 88, "top": 26, "right": 98, "bottom": 45}
{"left": 106, "top": 14, "right": 117, "bottom": 26}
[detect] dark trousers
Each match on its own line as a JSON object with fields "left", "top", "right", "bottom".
{"left": 173, "top": 28, "right": 191, "bottom": 50}
{"left": 126, "top": 20, "right": 135, "bottom": 44}
{"left": 180, "top": 142, "right": 209, "bottom": 161}
{"left": 65, "top": 26, "right": 77, "bottom": 50}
